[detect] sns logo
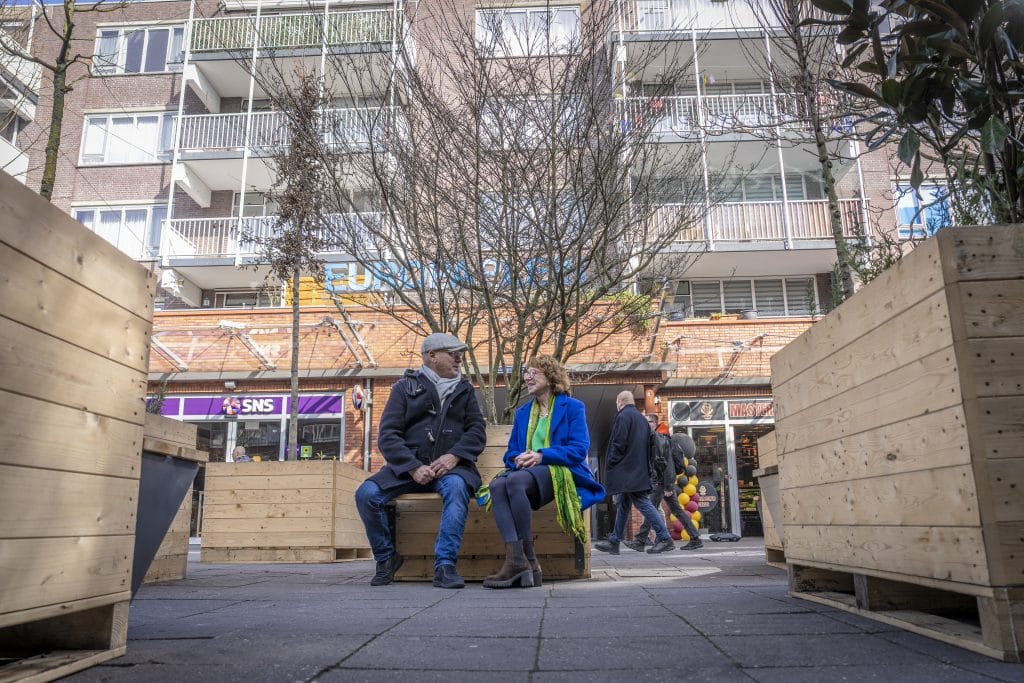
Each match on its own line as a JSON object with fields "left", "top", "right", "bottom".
{"left": 222, "top": 397, "right": 275, "bottom": 415}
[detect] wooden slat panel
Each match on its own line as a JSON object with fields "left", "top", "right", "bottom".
{"left": 141, "top": 438, "right": 207, "bottom": 463}
{"left": 202, "top": 516, "right": 332, "bottom": 533}
{"left": 771, "top": 237, "right": 944, "bottom": 388}
{"left": 143, "top": 414, "right": 197, "bottom": 449}
{"left": 775, "top": 347, "right": 963, "bottom": 456}
{"left": 332, "top": 529, "right": 368, "bottom": 547}
{"left": 0, "top": 535, "right": 134, "bottom": 616}
{"left": 957, "top": 281, "right": 1024, "bottom": 339}
{"left": 0, "top": 389, "right": 141, "bottom": 478}
{"left": 397, "top": 531, "right": 571, "bottom": 556}
{"left": 0, "top": 172, "right": 156, "bottom": 316}
{"left": 203, "top": 502, "right": 332, "bottom": 519}
{"left": 778, "top": 405, "right": 971, "bottom": 490}
{"left": 964, "top": 338, "right": 1024, "bottom": 398}
{"left": 781, "top": 465, "right": 980, "bottom": 528}
{"left": 988, "top": 522, "right": 1024, "bottom": 587}
{"left": 0, "top": 243, "right": 152, "bottom": 374}
{"left": 985, "top": 459, "right": 1024, "bottom": 524}
{"left": 201, "top": 547, "right": 334, "bottom": 563}
{"left": 938, "top": 225, "right": 1024, "bottom": 283}
{"left": 203, "top": 488, "right": 333, "bottom": 505}
{"left": 0, "top": 319, "right": 147, "bottom": 424}
{"left": 143, "top": 555, "right": 188, "bottom": 584}
{"left": 204, "top": 474, "right": 334, "bottom": 491}
{"left": 201, "top": 531, "right": 331, "bottom": 547}
{"left": 973, "top": 397, "right": 1024, "bottom": 461}
{"left": 783, "top": 525, "right": 989, "bottom": 586}
{"left": 773, "top": 289, "right": 953, "bottom": 418}
{"left": 0, "top": 466, "right": 138, "bottom": 539}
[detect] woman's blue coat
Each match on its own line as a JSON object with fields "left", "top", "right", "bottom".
{"left": 503, "top": 393, "right": 605, "bottom": 510}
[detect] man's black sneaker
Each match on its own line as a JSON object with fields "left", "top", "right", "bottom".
{"left": 647, "top": 539, "right": 675, "bottom": 554}
{"left": 370, "top": 553, "right": 404, "bottom": 586}
{"left": 681, "top": 539, "right": 704, "bottom": 550}
{"left": 621, "top": 539, "right": 646, "bottom": 552}
{"left": 433, "top": 563, "right": 465, "bottom": 589}
{"left": 594, "top": 540, "right": 620, "bottom": 555}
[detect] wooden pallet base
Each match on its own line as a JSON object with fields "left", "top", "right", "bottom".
{"left": 788, "top": 563, "right": 1023, "bottom": 662}
{"left": 201, "top": 546, "right": 371, "bottom": 563}
{"left": 334, "top": 547, "right": 373, "bottom": 561}
{"left": 764, "top": 546, "right": 786, "bottom": 570}
{"left": 0, "top": 600, "right": 128, "bottom": 683}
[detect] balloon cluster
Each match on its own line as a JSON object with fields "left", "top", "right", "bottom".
{"left": 668, "top": 458, "right": 701, "bottom": 541}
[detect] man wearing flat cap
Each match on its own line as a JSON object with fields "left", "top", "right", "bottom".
{"left": 355, "top": 332, "right": 487, "bottom": 588}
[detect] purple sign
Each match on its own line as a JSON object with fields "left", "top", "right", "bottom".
{"left": 163, "top": 393, "right": 343, "bottom": 418}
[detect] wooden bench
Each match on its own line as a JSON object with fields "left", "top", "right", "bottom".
{"left": 390, "top": 425, "right": 592, "bottom": 581}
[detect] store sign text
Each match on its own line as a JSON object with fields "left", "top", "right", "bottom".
{"left": 222, "top": 397, "right": 276, "bottom": 416}
{"left": 728, "top": 402, "right": 774, "bottom": 419}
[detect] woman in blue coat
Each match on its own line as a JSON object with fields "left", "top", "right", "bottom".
{"left": 482, "top": 355, "right": 604, "bottom": 589}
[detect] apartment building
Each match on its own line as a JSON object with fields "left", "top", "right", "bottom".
{"left": 0, "top": 9, "right": 40, "bottom": 182}
{"left": 14, "top": 0, "right": 910, "bottom": 537}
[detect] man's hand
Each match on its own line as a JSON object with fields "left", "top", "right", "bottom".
{"left": 411, "top": 465, "right": 436, "bottom": 485}
{"left": 428, "top": 453, "right": 460, "bottom": 478}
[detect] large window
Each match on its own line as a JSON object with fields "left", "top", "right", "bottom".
{"left": 74, "top": 204, "right": 166, "bottom": 259}
{"left": 94, "top": 25, "right": 185, "bottom": 75}
{"left": 894, "top": 183, "right": 950, "bottom": 238}
{"left": 81, "top": 112, "right": 175, "bottom": 164}
{"left": 665, "top": 277, "right": 817, "bottom": 318}
{"left": 476, "top": 6, "right": 580, "bottom": 57}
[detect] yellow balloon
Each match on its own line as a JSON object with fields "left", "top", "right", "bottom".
{"left": 683, "top": 483, "right": 697, "bottom": 496}
{"left": 668, "top": 514, "right": 677, "bottom": 522}
{"left": 678, "top": 492, "right": 690, "bottom": 506}
{"left": 691, "top": 511, "right": 702, "bottom": 523}
{"left": 683, "top": 457, "right": 689, "bottom": 467}
{"left": 688, "top": 475, "right": 699, "bottom": 486}
{"left": 679, "top": 530, "right": 690, "bottom": 542}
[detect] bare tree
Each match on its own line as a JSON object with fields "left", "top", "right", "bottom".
{"left": 214, "top": 0, "right": 728, "bottom": 422}
{"left": 0, "top": 0, "right": 126, "bottom": 199}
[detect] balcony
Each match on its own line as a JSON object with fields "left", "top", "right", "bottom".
{"left": 0, "top": 32, "right": 41, "bottom": 122}
{"left": 620, "top": 0, "right": 772, "bottom": 35}
{"left": 0, "top": 135, "right": 28, "bottom": 182}
{"left": 621, "top": 93, "right": 811, "bottom": 139}
{"left": 191, "top": 9, "right": 399, "bottom": 55}
{"left": 651, "top": 198, "right": 867, "bottom": 244}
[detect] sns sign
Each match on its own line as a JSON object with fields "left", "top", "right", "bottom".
{"left": 222, "top": 396, "right": 276, "bottom": 416}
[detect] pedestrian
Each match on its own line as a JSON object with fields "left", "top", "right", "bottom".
{"left": 623, "top": 415, "right": 703, "bottom": 551}
{"left": 594, "top": 391, "right": 675, "bottom": 555}
{"left": 479, "top": 356, "right": 605, "bottom": 589}
{"left": 354, "top": 332, "right": 487, "bottom": 588}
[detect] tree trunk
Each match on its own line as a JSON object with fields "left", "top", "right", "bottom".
{"left": 40, "top": 66, "right": 67, "bottom": 201}
{"left": 288, "top": 263, "right": 300, "bottom": 460}
{"left": 811, "top": 99, "right": 856, "bottom": 303}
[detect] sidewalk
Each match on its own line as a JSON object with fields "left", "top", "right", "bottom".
{"left": 68, "top": 539, "right": 1024, "bottom": 682}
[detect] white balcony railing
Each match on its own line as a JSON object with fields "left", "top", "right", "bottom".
{"left": 191, "top": 9, "right": 398, "bottom": 53}
{"left": 177, "top": 107, "right": 399, "bottom": 154}
{"left": 650, "top": 198, "right": 867, "bottom": 243}
{"left": 160, "top": 213, "right": 384, "bottom": 263}
{"left": 622, "top": 0, "right": 772, "bottom": 33}
{"left": 622, "top": 93, "right": 808, "bottom": 136}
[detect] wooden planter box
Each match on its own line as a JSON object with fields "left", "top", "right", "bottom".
{"left": 201, "top": 460, "right": 371, "bottom": 563}
{"left": 393, "top": 424, "right": 592, "bottom": 581}
{"left": 0, "top": 172, "right": 156, "bottom": 680}
{"left": 752, "top": 431, "right": 784, "bottom": 566}
{"left": 770, "top": 226, "right": 1024, "bottom": 661}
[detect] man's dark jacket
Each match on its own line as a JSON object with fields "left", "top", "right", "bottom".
{"left": 603, "top": 404, "right": 653, "bottom": 495}
{"left": 370, "top": 369, "right": 487, "bottom": 492}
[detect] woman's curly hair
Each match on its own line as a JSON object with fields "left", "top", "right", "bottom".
{"left": 527, "top": 355, "right": 571, "bottom": 395}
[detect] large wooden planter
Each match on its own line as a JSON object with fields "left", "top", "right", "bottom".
{"left": 393, "top": 424, "right": 592, "bottom": 581}
{"left": 201, "top": 460, "right": 371, "bottom": 563}
{"left": 770, "top": 226, "right": 1024, "bottom": 661}
{"left": 0, "top": 172, "right": 156, "bottom": 680}
{"left": 752, "top": 431, "right": 784, "bottom": 566}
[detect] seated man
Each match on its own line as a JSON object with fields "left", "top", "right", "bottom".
{"left": 354, "top": 333, "right": 487, "bottom": 588}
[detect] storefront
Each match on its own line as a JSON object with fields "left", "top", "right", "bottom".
{"left": 159, "top": 393, "right": 347, "bottom": 462}
{"left": 668, "top": 398, "right": 774, "bottom": 538}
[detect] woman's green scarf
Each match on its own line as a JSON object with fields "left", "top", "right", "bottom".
{"left": 476, "top": 395, "right": 588, "bottom": 545}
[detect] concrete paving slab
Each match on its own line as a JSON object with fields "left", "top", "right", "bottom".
{"left": 744, "top": 664, "right": 1002, "bottom": 683}
{"left": 339, "top": 635, "right": 537, "bottom": 671}
{"left": 541, "top": 614, "right": 699, "bottom": 638}
{"left": 316, "top": 669, "right": 530, "bottom": 682}
{"left": 536, "top": 634, "right": 725, "bottom": 671}
{"left": 683, "top": 611, "right": 865, "bottom": 636}
{"left": 712, "top": 632, "right": 939, "bottom": 668}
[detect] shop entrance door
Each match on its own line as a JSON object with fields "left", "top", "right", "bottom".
{"left": 690, "top": 426, "right": 733, "bottom": 535}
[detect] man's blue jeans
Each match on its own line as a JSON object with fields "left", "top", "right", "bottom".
{"left": 609, "top": 491, "right": 670, "bottom": 544}
{"left": 355, "top": 474, "right": 470, "bottom": 569}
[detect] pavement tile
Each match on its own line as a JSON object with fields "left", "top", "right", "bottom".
{"left": 541, "top": 614, "right": 698, "bottom": 638}
{"left": 390, "top": 609, "right": 543, "bottom": 637}
{"left": 317, "top": 669, "right": 530, "bottom": 682}
{"left": 541, "top": 604, "right": 675, "bottom": 621}
{"left": 682, "top": 611, "right": 864, "bottom": 636}
{"left": 743, "top": 664, "right": 1002, "bottom": 683}
{"left": 537, "top": 635, "right": 725, "bottom": 670}
{"left": 712, "top": 633, "right": 939, "bottom": 668}
{"left": 956, "top": 661, "right": 1024, "bottom": 682}
{"left": 531, "top": 664, "right": 752, "bottom": 682}
{"left": 340, "top": 635, "right": 537, "bottom": 671}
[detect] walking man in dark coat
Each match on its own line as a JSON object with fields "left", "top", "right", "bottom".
{"left": 595, "top": 391, "right": 675, "bottom": 554}
{"left": 355, "top": 332, "right": 487, "bottom": 588}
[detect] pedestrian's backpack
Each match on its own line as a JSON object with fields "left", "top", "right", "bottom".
{"left": 648, "top": 431, "right": 670, "bottom": 476}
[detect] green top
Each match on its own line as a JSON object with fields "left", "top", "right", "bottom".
{"left": 530, "top": 414, "right": 550, "bottom": 452}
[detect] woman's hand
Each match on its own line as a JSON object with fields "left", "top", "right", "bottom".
{"left": 514, "top": 451, "right": 542, "bottom": 469}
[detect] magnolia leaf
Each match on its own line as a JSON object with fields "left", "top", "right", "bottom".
{"left": 826, "top": 78, "right": 880, "bottom": 100}
{"left": 898, "top": 129, "right": 920, "bottom": 167}
{"left": 809, "top": 0, "right": 854, "bottom": 15}
{"left": 880, "top": 79, "right": 902, "bottom": 107}
{"left": 981, "top": 118, "right": 1009, "bottom": 154}
{"left": 910, "top": 151, "right": 924, "bottom": 189}
{"left": 979, "top": 2, "right": 1005, "bottom": 48}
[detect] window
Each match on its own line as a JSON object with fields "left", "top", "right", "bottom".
{"left": 232, "top": 192, "right": 281, "bottom": 218}
{"left": 476, "top": 6, "right": 580, "bottom": 57}
{"left": 667, "top": 277, "right": 817, "bottom": 318}
{"left": 94, "top": 25, "right": 185, "bottom": 75}
{"left": 894, "top": 183, "right": 950, "bottom": 238}
{"left": 722, "top": 173, "right": 826, "bottom": 203}
{"left": 210, "top": 290, "right": 281, "bottom": 308}
{"left": 80, "top": 112, "right": 175, "bottom": 164}
{"left": 74, "top": 204, "right": 166, "bottom": 259}
{"left": 480, "top": 96, "right": 579, "bottom": 150}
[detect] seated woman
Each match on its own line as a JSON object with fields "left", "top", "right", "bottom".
{"left": 482, "top": 355, "right": 605, "bottom": 589}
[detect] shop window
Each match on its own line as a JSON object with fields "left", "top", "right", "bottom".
{"left": 288, "top": 419, "right": 344, "bottom": 460}
{"left": 734, "top": 424, "right": 774, "bottom": 537}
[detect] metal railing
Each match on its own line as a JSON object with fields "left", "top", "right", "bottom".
{"left": 191, "top": 9, "right": 397, "bottom": 53}
{"left": 176, "top": 107, "right": 399, "bottom": 153}
{"left": 161, "top": 213, "right": 384, "bottom": 262}
{"left": 621, "top": 93, "right": 808, "bottom": 135}
{"left": 621, "top": 0, "right": 772, "bottom": 33}
{"left": 651, "top": 198, "right": 867, "bottom": 243}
